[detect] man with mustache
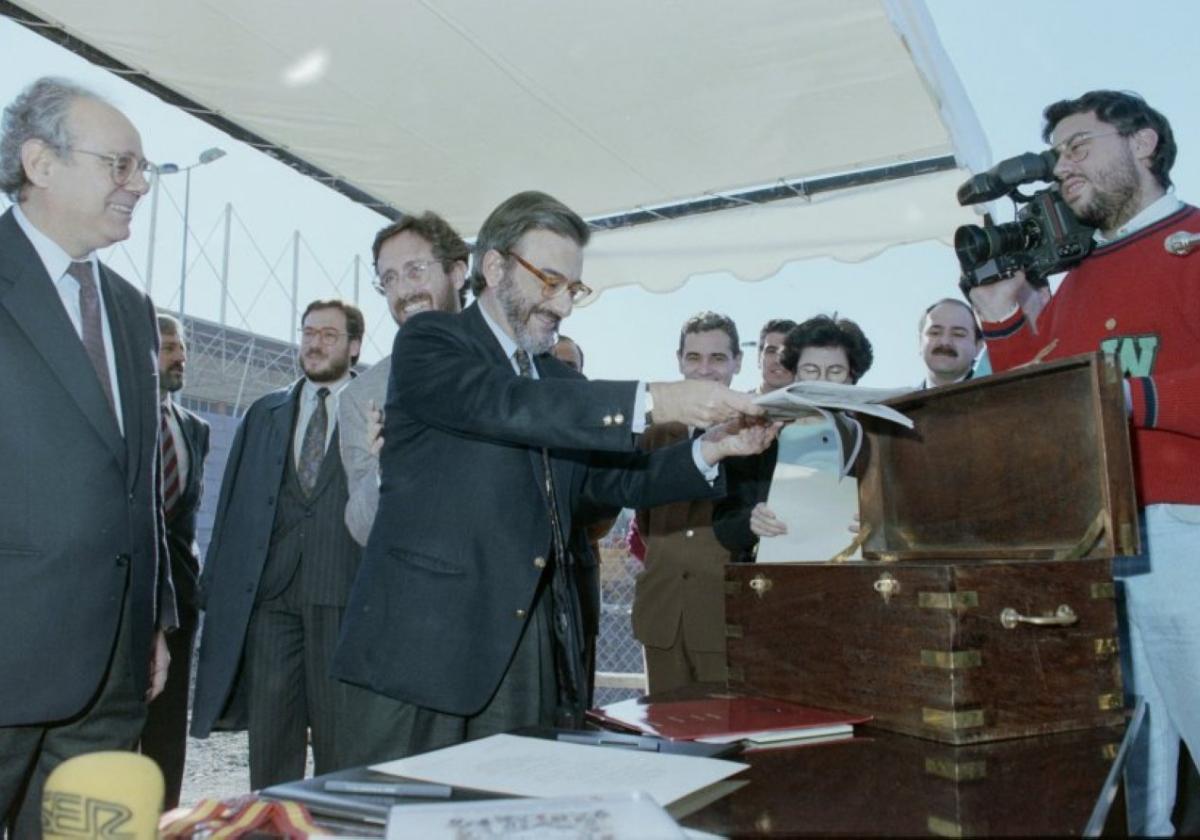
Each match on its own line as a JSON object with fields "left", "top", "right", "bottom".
{"left": 139, "top": 314, "right": 210, "bottom": 810}
{"left": 338, "top": 212, "right": 468, "bottom": 546}
{"left": 969, "top": 90, "right": 1199, "bottom": 836}
{"left": 0, "top": 76, "right": 175, "bottom": 838}
{"left": 191, "top": 299, "right": 369, "bottom": 788}
{"left": 918, "top": 298, "right": 982, "bottom": 389}
{"left": 334, "top": 191, "right": 777, "bottom": 761}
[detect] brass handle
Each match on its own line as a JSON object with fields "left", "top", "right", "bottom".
{"left": 749, "top": 573, "right": 773, "bottom": 599}
{"left": 873, "top": 572, "right": 900, "bottom": 603}
{"left": 999, "top": 604, "right": 1078, "bottom": 630}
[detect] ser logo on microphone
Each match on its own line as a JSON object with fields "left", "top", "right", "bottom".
{"left": 42, "top": 793, "right": 133, "bottom": 838}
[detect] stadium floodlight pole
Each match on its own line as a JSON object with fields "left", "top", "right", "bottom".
{"left": 163, "top": 146, "right": 227, "bottom": 324}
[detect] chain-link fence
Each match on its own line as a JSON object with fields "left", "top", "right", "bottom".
{"left": 594, "top": 510, "right": 648, "bottom": 707}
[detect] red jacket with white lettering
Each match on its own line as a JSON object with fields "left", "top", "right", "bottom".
{"left": 982, "top": 204, "right": 1200, "bottom": 506}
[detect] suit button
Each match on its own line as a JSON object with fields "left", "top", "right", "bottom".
{"left": 614, "top": 413, "right": 625, "bottom": 425}
{"left": 128, "top": 492, "right": 135, "bottom": 502}
{"left": 533, "top": 556, "right": 546, "bottom": 569}
{"left": 685, "top": 529, "right": 695, "bottom": 538}
{"left": 515, "top": 609, "right": 527, "bottom": 618}
{"left": 681, "top": 570, "right": 691, "bottom": 580}
{"left": 115, "top": 555, "right": 129, "bottom": 567}
{"left": 601, "top": 415, "right": 613, "bottom": 427}
{"left": 267, "top": 496, "right": 275, "bottom": 505}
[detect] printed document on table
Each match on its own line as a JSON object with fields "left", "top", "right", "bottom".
{"left": 371, "top": 734, "right": 748, "bottom": 807}
{"left": 383, "top": 791, "right": 687, "bottom": 840}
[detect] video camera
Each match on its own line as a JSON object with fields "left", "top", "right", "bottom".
{"left": 954, "top": 150, "right": 1095, "bottom": 295}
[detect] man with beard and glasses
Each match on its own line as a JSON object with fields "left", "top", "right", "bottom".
{"left": 191, "top": 299, "right": 370, "bottom": 788}
{"left": 969, "top": 90, "right": 1200, "bottom": 836}
{"left": 918, "top": 298, "right": 982, "bottom": 389}
{"left": 334, "top": 191, "right": 777, "bottom": 761}
{"left": 139, "top": 314, "right": 209, "bottom": 809}
{"left": 339, "top": 212, "right": 468, "bottom": 546}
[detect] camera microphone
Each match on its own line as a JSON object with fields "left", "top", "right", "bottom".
{"left": 1164, "top": 231, "right": 1200, "bottom": 256}
{"left": 957, "top": 150, "right": 1059, "bottom": 206}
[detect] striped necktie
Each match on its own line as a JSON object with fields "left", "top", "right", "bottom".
{"left": 161, "top": 405, "right": 182, "bottom": 518}
{"left": 67, "top": 261, "right": 115, "bottom": 417}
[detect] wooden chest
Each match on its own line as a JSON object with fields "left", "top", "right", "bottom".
{"left": 726, "top": 354, "right": 1139, "bottom": 744}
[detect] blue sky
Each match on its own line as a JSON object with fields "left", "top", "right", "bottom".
{"left": 3, "top": 1, "right": 1196, "bottom": 388}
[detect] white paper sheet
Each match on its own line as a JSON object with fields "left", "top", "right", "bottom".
{"left": 755, "top": 419, "right": 861, "bottom": 563}
{"left": 384, "top": 790, "right": 686, "bottom": 840}
{"left": 754, "top": 381, "right": 914, "bottom": 428}
{"left": 371, "top": 734, "right": 747, "bottom": 808}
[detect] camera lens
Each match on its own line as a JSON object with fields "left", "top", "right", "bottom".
{"left": 954, "top": 221, "right": 1036, "bottom": 270}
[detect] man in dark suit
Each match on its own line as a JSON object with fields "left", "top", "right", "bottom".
{"left": 919, "top": 298, "right": 982, "bottom": 389}
{"left": 633, "top": 312, "right": 744, "bottom": 693}
{"left": 191, "top": 299, "right": 366, "bottom": 788}
{"left": 140, "top": 314, "right": 209, "bottom": 809}
{"left": 333, "top": 191, "right": 776, "bottom": 762}
{"left": 0, "top": 77, "right": 175, "bottom": 837}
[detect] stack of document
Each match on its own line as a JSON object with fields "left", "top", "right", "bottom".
{"left": 587, "top": 693, "right": 870, "bottom": 746}
{"left": 753, "top": 381, "right": 914, "bottom": 428}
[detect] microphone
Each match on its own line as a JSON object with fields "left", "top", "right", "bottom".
{"left": 1164, "top": 231, "right": 1200, "bottom": 256}
{"left": 42, "top": 751, "right": 164, "bottom": 840}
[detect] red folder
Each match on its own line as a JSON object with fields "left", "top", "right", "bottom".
{"left": 587, "top": 693, "right": 871, "bottom": 743}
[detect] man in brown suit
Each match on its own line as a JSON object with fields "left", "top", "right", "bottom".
{"left": 632, "top": 312, "right": 743, "bottom": 693}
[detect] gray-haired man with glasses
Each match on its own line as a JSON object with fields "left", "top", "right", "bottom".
{"left": 0, "top": 76, "right": 176, "bottom": 836}
{"left": 333, "top": 190, "right": 778, "bottom": 763}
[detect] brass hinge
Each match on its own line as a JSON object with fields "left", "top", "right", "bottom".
{"left": 922, "top": 707, "right": 985, "bottom": 730}
{"left": 918, "top": 591, "right": 979, "bottom": 610}
{"left": 725, "top": 624, "right": 743, "bottom": 639}
{"left": 1119, "top": 522, "right": 1136, "bottom": 555}
{"left": 927, "top": 816, "right": 965, "bottom": 838}
{"left": 1094, "top": 637, "right": 1119, "bottom": 658}
{"left": 924, "top": 757, "right": 987, "bottom": 782}
{"left": 1098, "top": 693, "right": 1123, "bottom": 711}
{"left": 1090, "top": 581, "right": 1116, "bottom": 599}
{"left": 921, "top": 650, "right": 982, "bottom": 670}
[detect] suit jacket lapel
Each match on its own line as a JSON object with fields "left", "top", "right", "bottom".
{"left": 461, "top": 305, "right": 563, "bottom": 517}
{"left": 100, "top": 265, "right": 145, "bottom": 482}
{"left": 0, "top": 212, "right": 124, "bottom": 464}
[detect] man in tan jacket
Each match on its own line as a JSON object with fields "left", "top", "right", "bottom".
{"left": 632, "top": 311, "right": 743, "bottom": 693}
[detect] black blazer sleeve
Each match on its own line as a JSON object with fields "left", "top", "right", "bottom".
{"left": 713, "top": 441, "right": 778, "bottom": 562}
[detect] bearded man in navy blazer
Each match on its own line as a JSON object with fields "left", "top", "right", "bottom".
{"left": 334, "top": 191, "right": 778, "bottom": 762}
{"left": 0, "top": 77, "right": 175, "bottom": 837}
{"left": 140, "top": 314, "right": 210, "bottom": 810}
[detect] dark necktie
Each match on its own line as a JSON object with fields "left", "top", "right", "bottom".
{"left": 67, "top": 261, "right": 115, "bottom": 417}
{"left": 514, "top": 349, "right": 587, "bottom": 726}
{"left": 161, "top": 405, "right": 182, "bottom": 519}
{"left": 298, "top": 386, "right": 330, "bottom": 495}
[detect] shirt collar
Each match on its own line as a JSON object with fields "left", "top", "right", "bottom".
{"left": 12, "top": 203, "right": 98, "bottom": 282}
{"left": 1095, "top": 191, "right": 1183, "bottom": 244}
{"left": 479, "top": 302, "right": 522, "bottom": 367}
{"left": 302, "top": 373, "right": 352, "bottom": 403}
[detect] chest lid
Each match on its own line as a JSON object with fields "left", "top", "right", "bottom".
{"left": 858, "top": 353, "right": 1138, "bottom": 561}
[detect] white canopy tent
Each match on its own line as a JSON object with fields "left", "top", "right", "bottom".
{"left": 4, "top": 0, "right": 989, "bottom": 296}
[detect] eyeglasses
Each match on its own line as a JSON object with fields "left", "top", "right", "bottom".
{"left": 300, "top": 327, "right": 347, "bottom": 345}
{"left": 373, "top": 260, "right": 440, "bottom": 294}
{"left": 1050, "top": 130, "right": 1125, "bottom": 164}
{"left": 69, "top": 148, "right": 155, "bottom": 186}
{"left": 797, "top": 363, "right": 849, "bottom": 382}
{"left": 506, "top": 252, "right": 592, "bottom": 304}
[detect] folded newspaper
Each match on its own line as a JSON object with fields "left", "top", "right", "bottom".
{"left": 753, "top": 381, "right": 915, "bottom": 428}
